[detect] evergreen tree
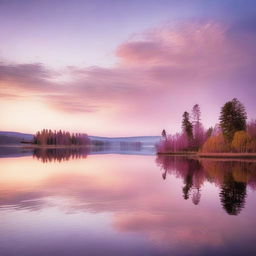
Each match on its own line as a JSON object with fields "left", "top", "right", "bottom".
{"left": 192, "top": 104, "right": 201, "bottom": 124}
{"left": 219, "top": 98, "right": 247, "bottom": 142}
{"left": 161, "top": 129, "right": 167, "bottom": 141}
{"left": 191, "top": 104, "right": 204, "bottom": 149}
{"left": 182, "top": 111, "right": 193, "bottom": 140}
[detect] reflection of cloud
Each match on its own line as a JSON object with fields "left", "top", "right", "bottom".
{"left": 1, "top": 155, "right": 256, "bottom": 254}
{"left": 113, "top": 212, "right": 224, "bottom": 249}
{"left": 0, "top": 184, "right": 47, "bottom": 211}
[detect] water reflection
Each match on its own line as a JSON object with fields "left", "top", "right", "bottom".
{"left": 219, "top": 172, "right": 246, "bottom": 215}
{"left": 0, "top": 142, "right": 153, "bottom": 161}
{"left": 156, "top": 155, "right": 256, "bottom": 215}
{"left": 1, "top": 152, "right": 256, "bottom": 255}
{"left": 33, "top": 147, "right": 89, "bottom": 162}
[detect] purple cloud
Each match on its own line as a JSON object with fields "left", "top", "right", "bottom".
{"left": 0, "top": 19, "right": 256, "bottom": 133}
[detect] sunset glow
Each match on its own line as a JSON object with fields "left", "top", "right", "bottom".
{"left": 1, "top": 0, "right": 255, "bottom": 136}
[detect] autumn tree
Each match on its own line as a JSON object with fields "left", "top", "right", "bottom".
{"left": 219, "top": 98, "right": 247, "bottom": 142}
{"left": 231, "top": 131, "right": 250, "bottom": 153}
{"left": 247, "top": 120, "right": 256, "bottom": 138}
{"left": 202, "top": 134, "right": 230, "bottom": 153}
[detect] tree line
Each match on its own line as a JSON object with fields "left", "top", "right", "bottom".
{"left": 157, "top": 98, "right": 256, "bottom": 153}
{"left": 33, "top": 129, "right": 90, "bottom": 146}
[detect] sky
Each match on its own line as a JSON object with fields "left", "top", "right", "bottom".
{"left": 0, "top": 0, "right": 256, "bottom": 136}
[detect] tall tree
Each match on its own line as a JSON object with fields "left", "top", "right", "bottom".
{"left": 219, "top": 98, "right": 247, "bottom": 142}
{"left": 182, "top": 111, "right": 193, "bottom": 140}
{"left": 191, "top": 104, "right": 204, "bottom": 149}
{"left": 192, "top": 104, "right": 201, "bottom": 124}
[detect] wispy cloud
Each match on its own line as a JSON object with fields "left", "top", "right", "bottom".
{"left": 1, "top": 19, "right": 256, "bottom": 132}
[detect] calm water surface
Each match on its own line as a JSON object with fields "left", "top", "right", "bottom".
{"left": 0, "top": 148, "right": 256, "bottom": 256}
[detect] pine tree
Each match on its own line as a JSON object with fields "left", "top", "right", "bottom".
{"left": 192, "top": 104, "right": 201, "bottom": 124}
{"left": 219, "top": 98, "right": 247, "bottom": 142}
{"left": 182, "top": 111, "right": 193, "bottom": 140}
{"left": 191, "top": 104, "right": 204, "bottom": 149}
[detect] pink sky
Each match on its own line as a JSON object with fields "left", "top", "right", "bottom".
{"left": 0, "top": 1, "right": 255, "bottom": 136}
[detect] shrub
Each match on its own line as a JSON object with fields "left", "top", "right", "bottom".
{"left": 156, "top": 133, "right": 189, "bottom": 153}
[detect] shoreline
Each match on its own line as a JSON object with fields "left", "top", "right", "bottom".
{"left": 157, "top": 151, "right": 256, "bottom": 159}
{"left": 197, "top": 153, "right": 256, "bottom": 159}
{"left": 157, "top": 151, "right": 196, "bottom": 156}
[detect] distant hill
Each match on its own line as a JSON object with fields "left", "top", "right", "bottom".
{"left": 0, "top": 131, "right": 33, "bottom": 144}
{"left": 0, "top": 131, "right": 160, "bottom": 146}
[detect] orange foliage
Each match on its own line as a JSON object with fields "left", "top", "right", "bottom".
{"left": 231, "top": 131, "right": 256, "bottom": 153}
{"left": 201, "top": 134, "right": 230, "bottom": 153}
{"left": 231, "top": 131, "right": 250, "bottom": 152}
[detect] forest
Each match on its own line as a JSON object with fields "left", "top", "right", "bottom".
{"left": 157, "top": 98, "right": 256, "bottom": 154}
{"left": 33, "top": 129, "right": 90, "bottom": 146}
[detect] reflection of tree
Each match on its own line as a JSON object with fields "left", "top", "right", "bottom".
{"left": 182, "top": 160, "right": 203, "bottom": 201}
{"left": 156, "top": 155, "right": 256, "bottom": 214}
{"left": 156, "top": 155, "right": 204, "bottom": 204}
{"left": 192, "top": 188, "right": 201, "bottom": 205}
{"left": 183, "top": 170, "right": 193, "bottom": 200}
{"left": 33, "top": 147, "right": 89, "bottom": 163}
{"left": 219, "top": 172, "right": 247, "bottom": 215}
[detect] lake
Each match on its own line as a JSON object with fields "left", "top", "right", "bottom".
{"left": 0, "top": 148, "right": 256, "bottom": 256}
